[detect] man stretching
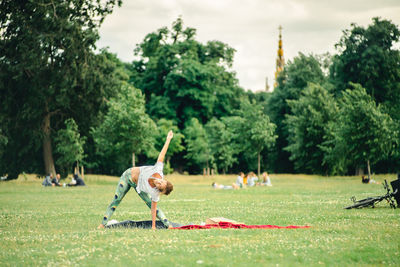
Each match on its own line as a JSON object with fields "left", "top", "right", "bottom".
{"left": 98, "top": 131, "right": 174, "bottom": 230}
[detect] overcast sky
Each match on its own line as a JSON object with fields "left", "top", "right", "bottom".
{"left": 97, "top": 0, "right": 400, "bottom": 92}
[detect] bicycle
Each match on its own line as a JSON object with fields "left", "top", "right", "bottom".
{"left": 344, "top": 179, "right": 398, "bottom": 209}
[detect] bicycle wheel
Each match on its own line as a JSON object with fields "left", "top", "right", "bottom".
{"left": 344, "top": 197, "right": 380, "bottom": 209}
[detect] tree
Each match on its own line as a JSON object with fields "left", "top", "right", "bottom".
{"left": 205, "top": 117, "right": 237, "bottom": 174}
{"left": 0, "top": 0, "right": 122, "bottom": 178}
{"left": 330, "top": 18, "right": 400, "bottom": 108}
{"left": 251, "top": 118, "right": 277, "bottom": 177}
{"left": 329, "top": 18, "right": 400, "bottom": 173}
{"left": 91, "top": 84, "right": 157, "bottom": 175}
{"left": 237, "top": 100, "right": 277, "bottom": 176}
{"left": 78, "top": 49, "right": 135, "bottom": 172}
{"left": 129, "top": 18, "right": 243, "bottom": 128}
{"left": 54, "top": 118, "right": 86, "bottom": 177}
{"left": 285, "top": 83, "right": 338, "bottom": 174}
{"left": 324, "top": 84, "right": 399, "bottom": 176}
{"left": 183, "top": 118, "right": 211, "bottom": 173}
{"left": 266, "top": 53, "right": 326, "bottom": 173}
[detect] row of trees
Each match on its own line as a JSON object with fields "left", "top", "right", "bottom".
{"left": 1, "top": 0, "right": 399, "bottom": 179}
{"left": 267, "top": 18, "right": 400, "bottom": 176}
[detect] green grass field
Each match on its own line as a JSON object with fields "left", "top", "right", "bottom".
{"left": 0, "top": 173, "right": 399, "bottom": 266}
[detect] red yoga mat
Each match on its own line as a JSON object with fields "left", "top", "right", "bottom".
{"left": 171, "top": 221, "right": 311, "bottom": 230}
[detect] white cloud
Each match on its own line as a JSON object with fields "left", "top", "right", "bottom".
{"left": 98, "top": 0, "right": 400, "bottom": 91}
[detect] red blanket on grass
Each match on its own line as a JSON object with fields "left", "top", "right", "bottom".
{"left": 171, "top": 221, "right": 311, "bottom": 230}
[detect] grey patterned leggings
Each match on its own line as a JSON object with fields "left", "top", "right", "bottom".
{"left": 101, "top": 168, "right": 170, "bottom": 227}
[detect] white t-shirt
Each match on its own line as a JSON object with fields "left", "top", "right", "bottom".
{"left": 235, "top": 175, "right": 243, "bottom": 186}
{"left": 247, "top": 176, "right": 258, "bottom": 187}
{"left": 262, "top": 175, "right": 272, "bottom": 186}
{"left": 136, "top": 161, "right": 164, "bottom": 202}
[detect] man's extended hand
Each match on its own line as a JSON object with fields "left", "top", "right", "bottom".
{"left": 158, "top": 131, "right": 173, "bottom": 163}
{"left": 167, "top": 130, "right": 173, "bottom": 140}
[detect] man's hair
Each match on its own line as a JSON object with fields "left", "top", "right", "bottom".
{"left": 164, "top": 181, "right": 173, "bottom": 195}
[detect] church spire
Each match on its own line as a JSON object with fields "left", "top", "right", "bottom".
{"left": 274, "top": 25, "right": 285, "bottom": 88}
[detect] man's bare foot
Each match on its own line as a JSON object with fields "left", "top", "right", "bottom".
{"left": 97, "top": 224, "right": 105, "bottom": 229}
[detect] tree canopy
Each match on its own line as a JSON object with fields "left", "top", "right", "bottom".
{"left": 330, "top": 18, "right": 400, "bottom": 102}
{"left": 205, "top": 117, "right": 238, "bottom": 174}
{"left": 91, "top": 84, "right": 157, "bottom": 175}
{"left": 183, "top": 118, "right": 211, "bottom": 172}
{"left": 324, "top": 84, "right": 399, "bottom": 175}
{"left": 1, "top": 13, "right": 399, "bottom": 178}
{"left": 0, "top": 0, "right": 122, "bottom": 178}
{"left": 285, "top": 83, "right": 338, "bottom": 174}
{"left": 129, "top": 17, "right": 243, "bottom": 128}
{"left": 266, "top": 53, "right": 326, "bottom": 173}
{"left": 55, "top": 118, "right": 86, "bottom": 177}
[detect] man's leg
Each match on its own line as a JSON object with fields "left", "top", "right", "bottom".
{"left": 101, "top": 169, "right": 131, "bottom": 226}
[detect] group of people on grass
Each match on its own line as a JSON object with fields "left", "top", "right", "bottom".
{"left": 42, "top": 173, "right": 85, "bottom": 187}
{"left": 212, "top": 171, "right": 272, "bottom": 190}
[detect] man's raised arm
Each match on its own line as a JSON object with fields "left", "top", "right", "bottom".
{"left": 157, "top": 130, "right": 173, "bottom": 163}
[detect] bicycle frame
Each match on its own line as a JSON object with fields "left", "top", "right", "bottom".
{"left": 345, "top": 179, "right": 398, "bottom": 209}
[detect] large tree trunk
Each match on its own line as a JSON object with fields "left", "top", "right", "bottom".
{"left": 42, "top": 112, "right": 56, "bottom": 176}
{"left": 258, "top": 152, "right": 261, "bottom": 177}
{"left": 367, "top": 160, "right": 371, "bottom": 180}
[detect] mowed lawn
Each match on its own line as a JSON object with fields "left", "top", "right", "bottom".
{"left": 0, "top": 173, "right": 399, "bottom": 266}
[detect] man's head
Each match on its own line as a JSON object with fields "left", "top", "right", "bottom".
{"left": 151, "top": 173, "right": 173, "bottom": 195}
{"left": 56, "top": 174, "right": 60, "bottom": 180}
{"left": 153, "top": 179, "right": 173, "bottom": 195}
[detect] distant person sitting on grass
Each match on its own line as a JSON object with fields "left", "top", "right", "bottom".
{"left": 98, "top": 130, "right": 175, "bottom": 230}
{"left": 235, "top": 172, "right": 245, "bottom": 188}
{"left": 361, "top": 175, "right": 379, "bottom": 184}
{"left": 68, "top": 174, "right": 86, "bottom": 186}
{"left": 259, "top": 172, "right": 272, "bottom": 186}
{"left": 51, "top": 173, "right": 62, "bottom": 187}
{"left": 212, "top": 182, "right": 239, "bottom": 190}
{"left": 246, "top": 172, "right": 258, "bottom": 187}
{"left": 42, "top": 173, "right": 53, "bottom": 187}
